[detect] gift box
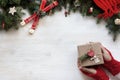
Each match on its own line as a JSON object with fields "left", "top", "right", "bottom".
{"left": 77, "top": 42, "right": 104, "bottom": 67}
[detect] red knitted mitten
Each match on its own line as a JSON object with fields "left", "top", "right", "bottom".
{"left": 81, "top": 67, "right": 109, "bottom": 80}
{"left": 103, "top": 48, "right": 120, "bottom": 76}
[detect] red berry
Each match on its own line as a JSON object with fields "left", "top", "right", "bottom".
{"left": 87, "top": 50, "right": 95, "bottom": 57}
{"left": 2, "top": 22, "right": 5, "bottom": 29}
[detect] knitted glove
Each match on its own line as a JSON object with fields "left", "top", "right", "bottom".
{"left": 80, "top": 67, "right": 109, "bottom": 80}
{"left": 102, "top": 48, "right": 120, "bottom": 76}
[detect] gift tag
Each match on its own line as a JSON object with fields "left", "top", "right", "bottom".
{"left": 90, "top": 55, "right": 100, "bottom": 63}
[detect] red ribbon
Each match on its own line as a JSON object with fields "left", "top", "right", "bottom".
{"left": 93, "top": 0, "right": 120, "bottom": 19}
{"left": 22, "top": 0, "right": 58, "bottom": 33}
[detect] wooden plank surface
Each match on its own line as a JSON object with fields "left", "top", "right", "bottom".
{"left": 0, "top": 10, "right": 120, "bottom": 80}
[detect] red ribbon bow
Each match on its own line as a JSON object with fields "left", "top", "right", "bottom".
{"left": 20, "top": 0, "right": 58, "bottom": 34}
{"left": 93, "top": 0, "right": 120, "bottom": 19}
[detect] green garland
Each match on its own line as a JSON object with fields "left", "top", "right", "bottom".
{"left": 0, "top": 0, "right": 39, "bottom": 30}
{"left": 0, "top": 0, "right": 120, "bottom": 41}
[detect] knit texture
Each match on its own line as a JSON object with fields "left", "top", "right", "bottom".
{"left": 103, "top": 49, "right": 120, "bottom": 76}
{"left": 81, "top": 67, "right": 109, "bottom": 80}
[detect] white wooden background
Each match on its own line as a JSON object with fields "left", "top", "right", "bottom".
{"left": 0, "top": 10, "right": 120, "bottom": 80}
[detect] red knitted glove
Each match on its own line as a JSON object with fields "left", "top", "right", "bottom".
{"left": 80, "top": 67, "right": 109, "bottom": 80}
{"left": 102, "top": 48, "right": 120, "bottom": 76}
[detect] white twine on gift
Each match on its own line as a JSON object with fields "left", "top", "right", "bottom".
{"left": 90, "top": 55, "right": 100, "bottom": 63}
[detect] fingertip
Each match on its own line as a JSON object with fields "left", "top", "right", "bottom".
{"left": 80, "top": 67, "right": 88, "bottom": 71}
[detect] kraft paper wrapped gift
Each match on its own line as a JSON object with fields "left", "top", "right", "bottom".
{"left": 78, "top": 42, "right": 104, "bottom": 67}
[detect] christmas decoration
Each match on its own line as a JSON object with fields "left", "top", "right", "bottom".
{"left": 21, "top": 0, "right": 58, "bottom": 34}
{"left": 114, "top": 18, "right": 120, "bottom": 25}
{"left": 2, "top": 22, "right": 5, "bottom": 29}
{"left": 0, "top": 0, "right": 37, "bottom": 30}
{"left": 93, "top": 0, "right": 119, "bottom": 19}
{"left": 9, "top": 6, "right": 17, "bottom": 15}
{"left": 79, "top": 0, "right": 120, "bottom": 41}
{"left": 78, "top": 42, "right": 104, "bottom": 67}
{"left": 88, "top": 7, "right": 93, "bottom": 14}
{"left": 0, "top": 0, "right": 120, "bottom": 41}
{"left": 64, "top": 10, "right": 69, "bottom": 17}
{"left": 79, "top": 50, "right": 95, "bottom": 62}
{"left": 74, "top": 0, "right": 80, "bottom": 7}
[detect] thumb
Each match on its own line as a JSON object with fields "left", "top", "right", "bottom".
{"left": 101, "top": 46, "right": 108, "bottom": 54}
{"left": 101, "top": 46, "right": 112, "bottom": 61}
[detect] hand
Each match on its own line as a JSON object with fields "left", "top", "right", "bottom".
{"left": 101, "top": 46, "right": 112, "bottom": 61}
{"left": 78, "top": 66, "right": 109, "bottom": 80}
{"left": 78, "top": 60, "right": 97, "bottom": 74}
{"left": 77, "top": 60, "right": 96, "bottom": 74}
{"left": 78, "top": 60, "right": 109, "bottom": 80}
{"left": 80, "top": 67, "right": 97, "bottom": 74}
{"left": 101, "top": 46, "right": 120, "bottom": 76}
